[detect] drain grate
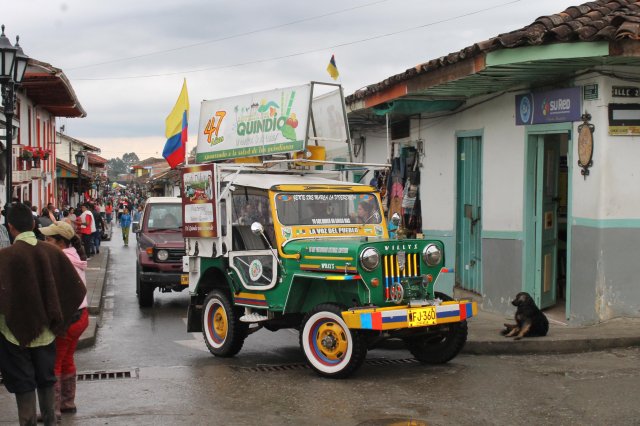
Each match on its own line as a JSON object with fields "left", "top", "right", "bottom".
{"left": 231, "top": 358, "right": 418, "bottom": 373}
{"left": 1, "top": 369, "right": 139, "bottom": 384}
{"left": 76, "top": 368, "right": 139, "bottom": 381}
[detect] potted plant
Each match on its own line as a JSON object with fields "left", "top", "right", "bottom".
{"left": 20, "top": 148, "right": 33, "bottom": 160}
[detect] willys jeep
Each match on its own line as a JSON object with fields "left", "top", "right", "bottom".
{"left": 181, "top": 83, "right": 476, "bottom": 378}
{"left": 182, "top": 165, "right": 476, "bottom": 378}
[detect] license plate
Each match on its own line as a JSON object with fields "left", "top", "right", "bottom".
{"left": 180, "top": 274, "right": 189, "bottom": 285}
{"left": 407, "top": 306, "right": 437, "bottom": 327}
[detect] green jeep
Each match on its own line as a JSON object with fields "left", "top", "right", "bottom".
{"left": 183, "top": 165, "right": 476, "bottom": 378}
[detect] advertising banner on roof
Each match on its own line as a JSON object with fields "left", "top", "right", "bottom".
{"left": 515, "top": 87, "right": 582, "bottom": 125}
{"left": 196, "top": 84, "right": 311, "bottom": 163}
{"left": 181, "top": 163, "right": 217, "bottom": 238}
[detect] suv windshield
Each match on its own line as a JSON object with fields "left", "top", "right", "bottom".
{"left": 275, "top": 192, "right": 382, "bottom": 226}
{"left": 147, "top": 204, "right": 183, "bottom": 230}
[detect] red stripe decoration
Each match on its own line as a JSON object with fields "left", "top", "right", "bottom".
{"left": 459, "top": 303, "right": 467, "bottom": 320}
{"left": 371, "top": 312, "right": 382, "bottom": 330}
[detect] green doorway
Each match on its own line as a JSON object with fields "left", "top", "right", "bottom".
{"left": 525, "top": 129, "right": 570, "bottom": 311}
{"left": 456, "top": 135, "right": 482, "bottom": 294}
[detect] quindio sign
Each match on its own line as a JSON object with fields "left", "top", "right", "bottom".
{"left": 515, "top": 87, "right": 582, "bottom": 125}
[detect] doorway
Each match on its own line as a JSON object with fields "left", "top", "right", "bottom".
{"left": 524, "top": 130, "right": 569, "bottom": 312}
{"left": 455, "top": 135, "right": 482, "bottom": 294}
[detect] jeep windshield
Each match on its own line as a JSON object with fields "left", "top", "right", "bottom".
{"left": 146, "top": 203, "right": 183, "bottom": 231}
{"left": 274, "top": 192, "right": 382, "bottom": 226}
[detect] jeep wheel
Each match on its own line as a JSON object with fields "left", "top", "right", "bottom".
{"left": 138, "top": 282, "right": 154, "bottom": 308}
{"left": 404, "top": 292, "right": 467, "bottom": 364}
{"left": 135, "top": 263, "right": 141, "bottom": 296}
{"left": 202, "top": 290, "right": 248, "bottom": 357}
{"left": 300, "top": 304, "right": 367, "bottom": 379}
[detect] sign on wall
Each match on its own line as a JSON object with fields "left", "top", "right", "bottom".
{"left": 196, "top": 84, "right": 311, "bottom": 163}
{"left": 181, "top": 163, "right": 217, "bottom": 238}
{"left": 608, "top": 103, "right": 640, "bottom": 135}
{"left": 515, "top": 88, "right": 582, "bottom": 125}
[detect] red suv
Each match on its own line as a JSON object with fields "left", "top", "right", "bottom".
{"left": 133, "top": 197, "right": 186, "bottom": 307}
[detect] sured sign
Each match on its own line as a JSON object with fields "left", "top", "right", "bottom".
{"left": 196, "top": 84, "right": 311, "bottom": 163}
{"left": 515, "top": 88, "right": 582, "bottom": 125}
{"left": 181, "top": 164, "right": 217, "bottom": 238}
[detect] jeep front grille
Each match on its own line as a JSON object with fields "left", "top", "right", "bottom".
{"left": 163, "top": 248, "right": 186, "bottom": 262}
{"left": 382, "top": 252, "right": 421, "bottom": 283}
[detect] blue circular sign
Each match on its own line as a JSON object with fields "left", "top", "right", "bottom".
{"left": 519, "top": 95, "right": 532, "bottom": 124}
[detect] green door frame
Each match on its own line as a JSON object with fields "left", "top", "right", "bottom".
{"left": 455, "top": 130, "right": 483, "bottom": 294}
{"left": 523, "top": 123, "right": 573, "bottom": 318}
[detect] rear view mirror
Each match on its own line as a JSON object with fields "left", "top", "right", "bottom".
{"left": 132, "top": 222, "right": 140, "bottom": 233}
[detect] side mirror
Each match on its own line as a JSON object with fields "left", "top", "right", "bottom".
{"left": 132, "top": 222, "right": 140, "bottom": 233}
{"left": 251, "top": 222, "right": 264, "bottom": 235}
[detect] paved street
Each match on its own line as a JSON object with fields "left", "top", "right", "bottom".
{"left": 2, "top": 228, "right": 640, "bottom": 425}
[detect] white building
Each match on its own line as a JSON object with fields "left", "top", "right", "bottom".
{"left": 347, "top": 0, "right": 640, "bottom": 325}
{"left": 1, "top": 58, "right": 85, "bottom": 210}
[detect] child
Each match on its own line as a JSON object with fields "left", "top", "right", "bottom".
{"left": 119, "top": 207, "right": 132, "bottom": 246}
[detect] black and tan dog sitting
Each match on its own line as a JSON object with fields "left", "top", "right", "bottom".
{"left": 501, "top": 292, "right": 549, "bottom": 340}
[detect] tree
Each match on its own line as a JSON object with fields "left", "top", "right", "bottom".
{"left": 106, "top": 158, "right": 127, "bottom": 180}
{"left": 122, "top": 152, "right": 140, "bottom": 166}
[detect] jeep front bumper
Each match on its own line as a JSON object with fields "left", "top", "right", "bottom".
{"left": 341, "top": 300, "right": 477, "bottom": 331}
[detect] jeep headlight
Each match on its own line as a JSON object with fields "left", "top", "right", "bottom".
{"left": 422, "top": 244, "right": 442, "bottom": 266}
{"left": 156, "top": 249, "right": 169, "bottom": 261}
{"left": 360, "top": 247, "right": 380, "bottom": 271}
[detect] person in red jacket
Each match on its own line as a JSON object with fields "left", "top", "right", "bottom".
{"left": 76, "top": 203, "right": 95, "bottom": 259}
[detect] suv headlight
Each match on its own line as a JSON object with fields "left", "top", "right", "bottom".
{"left": 360, "top": 247, "right": 380, "bottom": 271}
{"left": 422, "top": 244, "right": 442, "bottom": 266}
{"left": 156, "top": 249, "right": 169, "bottom": 261}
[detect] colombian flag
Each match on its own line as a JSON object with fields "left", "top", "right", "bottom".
{"left": 326, "top": 54, "right": 339, "bottom": 80}
{"left": 163, "top": 79, "right": 189, "bottom": 169}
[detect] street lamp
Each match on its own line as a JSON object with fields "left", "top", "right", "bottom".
{"left": 75, "top": 150, "right": 85, "bottom": 203}
{"left": 0, "top": 25, "right": 29, "bottom": 208}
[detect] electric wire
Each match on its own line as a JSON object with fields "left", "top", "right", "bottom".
{"left": 73, "top": 0, "right": 524, "bottom": 81}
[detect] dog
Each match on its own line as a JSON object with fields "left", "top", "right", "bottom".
{"left": 501, "top": 292, "right": 549, "bottom": 340}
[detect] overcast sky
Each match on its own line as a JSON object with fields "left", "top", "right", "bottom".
{"left": 5, "top": 0, "right": 579, "bottom": 159}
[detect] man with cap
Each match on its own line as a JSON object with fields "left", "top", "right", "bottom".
{"left": 0, "top": 203, "right": 86, "bottom": 425}
{"left": 40, "top": 221, "right": 89, "bottom": 421}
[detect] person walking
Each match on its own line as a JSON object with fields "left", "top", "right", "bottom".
{"left": 90, "top": 204, "right": 105, "bottom": 255}
{"left": 0, "top": 203, "right": 86, "bottom": 426}
{"left": 119, "top": 207, "right": 132, "bottom": 246}
{"left": 76, "top": 203, "right": 95, "bottom": 258}
{"left": 40, "top": 222, "right": 89, "bottom": 420}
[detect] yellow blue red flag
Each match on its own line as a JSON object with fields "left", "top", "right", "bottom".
{"left": 326, "top": 54, "right": 339, "bottom": 80}
{"left": 163, "top": 79, "right": 189, "bottom": 169}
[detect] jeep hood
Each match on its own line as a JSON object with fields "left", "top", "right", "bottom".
{"left": 143, "top": 231, "right": 185, "bottom": 247}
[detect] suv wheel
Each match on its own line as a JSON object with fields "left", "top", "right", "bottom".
{"left": 138, "top": 282, "right": 154, "bottom": 308}
{"left": 300, "top": 304, "right": 367, "bottom": 379}
{"left": 202, "top": 290, "right": 248, "bottom": 357}
{"left": 403, "top": 292, "right": 468, "bottom": 364}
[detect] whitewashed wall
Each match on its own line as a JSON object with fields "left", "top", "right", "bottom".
{"left": 575, "top": 73, "right": 640, "bottom": 220}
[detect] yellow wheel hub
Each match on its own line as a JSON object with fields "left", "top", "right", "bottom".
{"left": 316, "top": 321, "right": 348, "bottom": 360}
{"left": 213, "top": 306, "right": 228, "bottom": 339}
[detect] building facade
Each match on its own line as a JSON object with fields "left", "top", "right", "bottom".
{"left": 347, "top": 0, "right": 640, "bottom": 325}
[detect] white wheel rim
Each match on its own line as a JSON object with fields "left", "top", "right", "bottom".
{"left": 301, "top": 310, "right": 353, "bottom": 374}
{"left": 204, "top": 297, "right": 227, "bottom": 349}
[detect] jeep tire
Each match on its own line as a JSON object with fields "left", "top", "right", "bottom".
{"left": 202, "top": 290, "right": 248, "bottom": 357}
{"left": 138, "top": 280, "right": 154, "bottom": 308}
{"left": 300, "top": 304, "right": 367, "bottom": 379}
{"left": 404, "top": 292, "right": 468, "bottom": 364}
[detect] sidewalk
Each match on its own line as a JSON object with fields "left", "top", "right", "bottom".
{"left": 75, "top": 246, "right": 640, "bottom": 354}
{"left": 77, "top": 244, "right": 110, "bottom": 350}
{"left": 464, "top": 308, "right": 640, "bottom": 355}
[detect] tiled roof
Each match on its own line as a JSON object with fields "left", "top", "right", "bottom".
{"left": 348, "top": 0, "right": 640, "bottom": 103}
